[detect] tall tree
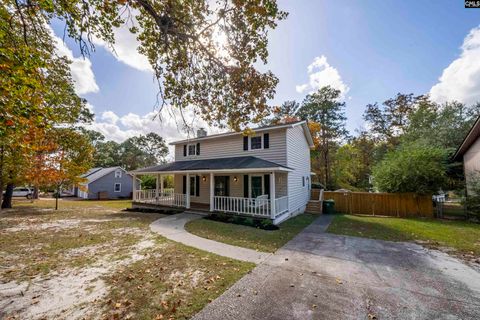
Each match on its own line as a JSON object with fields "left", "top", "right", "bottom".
{"left": 0, "top": 5, "right": 92, "bottom": 208}
{"left": 297, "top": 86, "right": 348, "bottom": 188}
{"left": 364, "top": 93, "right": 423, "bottom": 147}
{"left": 5, "top": 0, "right": 287, "bottom": 130}
{"left": 268, "top": 100, "right": 300, "bottom": 125}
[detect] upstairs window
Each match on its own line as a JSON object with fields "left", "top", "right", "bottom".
{"left": 115, "top": 170, "right": 122, "bottom": 178}
{"left": 188, "top": 144, "right": 196, "bottom": 156}
{"left": 250, "top": 136, "right": 262, "bottom": 150}
{"left": 243, "top": 133, "right": 269, "bottom": 151}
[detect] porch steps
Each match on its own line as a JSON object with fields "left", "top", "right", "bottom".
{"left": 305, "top": 200, "right": 322, "bottom": 214}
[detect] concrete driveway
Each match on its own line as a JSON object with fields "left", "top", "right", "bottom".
{"left": 194, "top": 216, "right": 480, "bottom": 319}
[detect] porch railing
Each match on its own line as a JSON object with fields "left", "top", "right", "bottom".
{"left": 213, "top": 196, "right": 271, "bottom": 217}
{"left": 134, "top": 189, "right": 186, "bottom": 207}
{"left": 275, "top": 196, "right": 289, "bottom": 216}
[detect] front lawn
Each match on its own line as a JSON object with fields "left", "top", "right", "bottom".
{"left": 0, "top": 202, "right": 253, "bottom": 319}
{"left": 185, "top": 214, "right": 317, "bottom": 253}
{"left": 14, "top": 198, "right": 132, "bottom": 210}
{"left": 327, "top": 214, "right": 480, "bottom": 257}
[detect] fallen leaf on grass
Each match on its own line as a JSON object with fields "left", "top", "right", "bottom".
{"left": 335, "top": 278, "right": 343, "bottom": 284}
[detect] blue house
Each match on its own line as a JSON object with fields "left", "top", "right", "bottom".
{"left": 74, "top": 167, "right": 138, "bottom": 200}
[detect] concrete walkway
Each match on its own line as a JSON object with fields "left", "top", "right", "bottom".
{"left": 149, "top": 212, "right": 271, "bottom": 264}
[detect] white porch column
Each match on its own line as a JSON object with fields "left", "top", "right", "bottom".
{"left": 186, "top": 173, "right": 191, "bottom": 209}
{"left": 132, "top": 174, "right": 137, "bottom": 201}
{"left": 270, "top": 172, "right": 276, "bottom": 219}
{"left": 210, "top": 172, "right": 214, "bottom": 212}
{"left": 160, "top": 175, "right": 164, "bottom": 194}
{"left": 155, "top": 174, "right": 159, "bottom": 201}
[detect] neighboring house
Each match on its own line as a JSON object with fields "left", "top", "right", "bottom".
{"left": 74, "top": 167, "right": 137, "bottom": 200}
{"left": 454, "top": 116, "right": 480, "bottom": 195}
{"left": 131, "top": 121, "right": 315, "bottom": 224}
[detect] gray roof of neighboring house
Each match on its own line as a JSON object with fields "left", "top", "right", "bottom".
{"left": 132, "top": 156, "right": 291, "bottom": 173}
{"left": 81, "top": 167, "right": 127, "bottom": 184}
{"left": 81, "top": 167, "right": 103, "bottom": 178}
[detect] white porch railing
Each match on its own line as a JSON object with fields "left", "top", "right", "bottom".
{"left": 134, "top": 189, "right": 288, "bottom": 219}
{"left": 275, "top": 196, "right": 288, "bottom": 217}
{"left": 134, "top": 189, "right": 186, "bottom": 207}
{"left": 213, "top": 196, "right": 271, "bottom": 217}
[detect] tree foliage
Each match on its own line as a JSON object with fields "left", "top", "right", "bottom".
{"left": 88, "top": 131, "right": 169, "bottom": 170}
{"left": 372, "top": 142, "right": 449, "bottom": 194}
{"left": 0, "top": 5, "right": 93, "bottom": 208}
{"left": 4, "top": 0, "right": 287, "bottom": 130}
{"left": 297, "top": 86, "right": 348, "bottom": 189}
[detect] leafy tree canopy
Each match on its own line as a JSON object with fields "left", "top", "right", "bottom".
{"left": 372, "top": 142, "right": 450, "bottom": 194}
{"left": 5, "top": 0, "right": 287, "bottom": 130}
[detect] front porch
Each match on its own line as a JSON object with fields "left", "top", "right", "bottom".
{"left": 132, "top": 170, "right": 289, "bottom": 220}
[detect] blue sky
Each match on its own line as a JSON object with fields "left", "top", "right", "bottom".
{"left": 52, "top": 0, "right": 480, "bottom": 143}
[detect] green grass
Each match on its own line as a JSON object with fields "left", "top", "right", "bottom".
{"left": 327, "top": 214, "right": 480, "bottom": 256}
{"left": 1, "top": 201, "right": 254, "bottom": 319}
{"left": 185, "top": 214, "right": 317, "bottom": 253}
{"left": 13, "top": 198, "right": 132, "bottom": 210}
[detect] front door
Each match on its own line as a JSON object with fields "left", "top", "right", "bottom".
{"left": 214, "top": 176, "right": 230, "bottom": 196}
{"left": 251, "top": 176, "right": 263, "bottom": 198}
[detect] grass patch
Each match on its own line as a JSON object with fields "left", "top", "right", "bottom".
{"left": 0, "top": 205, "right": 160, "bottom": 282}
{"left": 102, "top": 238, "right": 254, "bottom": 320}
{"left": 14, "top": 198, "right": 132, "bottom": 210}
{"left": 1, "top": 201, "right": 255, "bottom": 319}
{"left": 185, "top": 214, "right": 317, "bottom": 252}
{"left": 327, "top": 214, "right": 480, "bottom": 256}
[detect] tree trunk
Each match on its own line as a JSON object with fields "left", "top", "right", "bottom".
{"left": 33, "top": 186, "right": 39, "bottom": 199}
{"left": 1, "top": 183, "right": 14, "bottom": 209}
{"left": 55, "top": 185, "right": 60, "bottom": 210}
{"left": 0, "top": 144, "right": 4, "bottom": 211}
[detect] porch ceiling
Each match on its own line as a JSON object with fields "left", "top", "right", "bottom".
{"left": 131, "top": 156, "right": 292, "bottom": 175}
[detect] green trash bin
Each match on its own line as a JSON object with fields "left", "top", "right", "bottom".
{"left": 323, "top": 199, "right": 335, "bottom": 214}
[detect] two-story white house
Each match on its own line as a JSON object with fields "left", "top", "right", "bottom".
{"left": 131, "top": 120, "right": 314, "bottom": 224}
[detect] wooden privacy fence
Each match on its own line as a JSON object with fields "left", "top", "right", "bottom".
{"left": 323, "top": 191, "right": 433, "bottom": 218}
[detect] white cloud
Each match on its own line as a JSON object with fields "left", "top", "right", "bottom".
{"left": 86, "top": 106, "right": 222, "bottom": 160}
{"left": 101, "top": 111, "right": 119, "bottom": 124}
{"left": 430, "top": 26, "right": 480, "bottom": 105}
{"left": 49, "top": 27, "right": 99, "bottom": 95}
{"left": 296, "top": 55, "right": 349, "bottom": 98}
{"left": 92, "top": 17, "right": 152, "bottom": 72}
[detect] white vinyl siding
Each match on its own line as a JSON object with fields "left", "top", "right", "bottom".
{"left": 464, "top": 137, "right": 480, "bottom": 195}
{"left": 286, "top": 125, "right": 311, "bottom": 215}
{"left": 174, "top": 128, "right": 287, "bottom": 166}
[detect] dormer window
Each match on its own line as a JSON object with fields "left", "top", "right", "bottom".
{"left": 115, "top": 169, "right": 122, "bottom": 178}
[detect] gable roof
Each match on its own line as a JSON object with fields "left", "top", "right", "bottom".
{"left": 170, "top": 120, "right": 315, "bottom": 148}
{"left": 81, "top": 167, "right": 128, "bottom": 185}
{"left": 131, "top": 156, "right": 292, "bottom": 174}
{"left": 453, "top": 116, "right": 480, "bottom": 161}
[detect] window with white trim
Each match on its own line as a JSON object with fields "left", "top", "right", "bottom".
{"left": 114, "top": 183, "right": 121, "bottom": 192}
{"left": 250, "top": 136, "right": 262, "bottom": 150}
{"left": 188, "top": 144, "right": 196, "bottom": 156}
{"left": 115, "top": 169, "right": 122, "bottom": 178}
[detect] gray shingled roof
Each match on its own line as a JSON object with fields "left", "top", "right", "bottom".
{"left": 81, "top": 167, "right": 126, "bottom": 184}
{"left": 133, "top": 156, "right": 291, "bottom": 173}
